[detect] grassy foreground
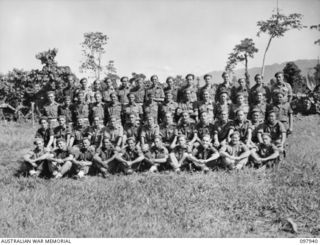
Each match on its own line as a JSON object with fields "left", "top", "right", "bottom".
{"left": 0, "top": 116, "right": 319, "bottom": 238}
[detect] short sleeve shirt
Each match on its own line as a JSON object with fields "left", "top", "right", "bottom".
{"left": 256, "top": 143, "right": 278, "bottom": 158}
{"left": 123, "top": 123, "right": 140, "bottom": 141}
{"left": 102, "top": 125, "right": 123, "bottom": 145}
{"left": 140, "top": 124, "right": 160, "bottom": 144}
{"left": 258, "top": 121, "right": 286, "bottom": 142}
{"left": 177, "top": 121, "right": 196, "bottom": 141}
{"left": 95, "top": 144, "right": 116, "bottom": 161}
{"left": 213, "top": 120, "right": 234, "bottom": 141}
{"left": 231, "top": 119, "right": 252, "bottom": 142}
{"left": 53, "top": 125, "right": 72, "bottom": 140}
{"left": 266, "top": 102, "right": 293, "bottom": 123}
{"left": 122, "top": 146, "right": 143, "bottom": 161}
{"left": 220, "top": 142, "right": 248, "bottom": 157}
{"left": 43, "top": 102, "right": 59, "bottom": 119}
{"left": 105, "top": 102, "right": 122, "bottom": 122}
{"left": 35, "top": 127, "right": 54, "bottom": 146}
{"left": 159, "top": 123, "right": 178, "bottom": 144}
{"left": 195, "top": 122, "right": 215, "bottom": 139}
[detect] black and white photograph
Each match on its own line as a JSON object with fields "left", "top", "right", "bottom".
{"left": 0, "top": 0, "right": 319, "bottom": 241}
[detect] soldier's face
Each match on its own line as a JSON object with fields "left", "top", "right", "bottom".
{"left": 111, "top": 118, "right": 117, "bottom": 127}
{"left": 267, "top": 113, "right": 276, "bottom": 124}
{"left": 186, "top": 76, "right": 193, "bottom": 84}
{"left": 111, "top": 94, "right": 117, "bottom": 102}
{"left": 205, "top": 76, "right": 211, "bottom": 84}
{"left": 238, "top": 79, "right": 245, "bottom": 87}
{"left": 57, "top": 141, "right": 66, "bottom": 150}
{"left": 35, "top": 140, "right": 44, "bottom": 149}
{"left": 203, "top": 92, "right": 209, "bottom": 100}
{"left": 220, "top": 93, "right": 228, "bottom": 103}
{"left": 128, "top": 94, "right": 135, "bottom": 102}
{"left": 256, "top": 93, "right": 263, "bottom": 102}
{"left": 48, "top": 94, "right": 55, "bottom": 102}
{"left": 40, "top": 120, "right": 48, "bottom": 129}
{"left": 178, "top": 137, "right": 186, "bottom": 146}
{"left": 223, "top": 74, "right": 230, "bottom": 82}
{"left": 236, "top": 111, "right": 245, "bottom": 121}
{"left": 128, "top": 140, "right": 135, "bottom": 150}
{"left": 58, "top": 118, "right": 66, "bottom": 126}
{"left": 262, "top": 135, "right": 271, "bottom": 145}
{"left": 151, "top": 76, "right": 158, "bottom": 83}
{"left": 275, "top": 93, "right": 284, "bottom": 103}
{"left": 154, "top": 138, "right": 161, "bottom": 148}
{"left": 200, "top": 113, "right": 207, "bottom": 123}
{"left": 165, "top": 114, "right": 172, "bottom": 123}
{"left": 231, "top": 134, "right": 240, "bottom": 145}
{"left": 65, "top": 98, "right": 71, "bottom": 106}
{"left": 93, "top": 117, "right": 100, "bottom": 126}
{"left": 129, "top": 114, "right": 136, "bottom": 123}
{"left": 276, "top": 74, "right": 283, "bottom": 83}
{"left": 137, "top": 79, "right": 143, "bottom": 87}
{"left": 106, "top": 79, "right": 112, "bottom": 87}
{"left": 236, "top": 95, "right": 244, "bottom": 104}
{"left": 95, "top": 94, "right": 102, "bottom": 102}
{"left": 165, "top": 93, "right": 173, "bottom": 101}
{"left": 83, "top": 139, "right": 90, "bottom": 149}
{"left": 220, "top": 111, "right": 228, "bottom": 121}
{"left": 122, "top": 79, "right": 128, "bottom": 86}
{"left": 255, "top": 75, "right": 262, "bottom": 85}
{"left": 147, "top": 117, "right": 154, "bottom": 126}
{"left": 103, "top": 138, "right": 110, "bottom": 147}
{"left": 182, "top": 113, "right": 189, "bottom": 121}
{"left": 202, "top": 137, "right": 211, "bottom": 148}
{"left": 252, "top": 112, "right": 260, "bottom": 122}
{"left": 167, "top": 79, "right": 173, "bottom": 86}
{"left": 81, "top": 80, "right": 87, "bottom": 88}
{"left": 77, "top": 118, "right": 83, "bottom": 126}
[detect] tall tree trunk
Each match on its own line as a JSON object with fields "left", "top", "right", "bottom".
{"left": 261, "top": 36, "right": 273, "bottom": 77}
{"left": 244, "top": 54, "right": 250, "bottom": 88}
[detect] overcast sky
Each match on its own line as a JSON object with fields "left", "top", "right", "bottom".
{"left": 0, "top": 0, "right": 319, "bottom": 81}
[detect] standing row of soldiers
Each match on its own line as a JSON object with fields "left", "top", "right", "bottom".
{"left": 23, "top": 71, "right": 293, "bottom": 178}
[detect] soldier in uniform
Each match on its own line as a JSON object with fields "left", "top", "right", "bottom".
{"left": 198, "top": 74, "right": 216, "bottom": 102}
{"left": 53, "top": 115, "right": 72, "bottom": 148}
{"left": 177, "top": 89, "right": 198, "bottom": 122}
{"left": 196, "top": 90, "right": 215, "bottom": 123}
{"left": 248, "top": 89, "right": 267, "bottom": 121}
{"left": 168, "top": 135, "right": 191, "bottom": 173}
{"left": 212, "top": 110, "right": 234, "bottom": 148}
{"left": 101, "top": 77, "right": 116, "bottom": 103}
{"left": 231, "top": 78, "right": 249, "bottom": 104}
{"left": 266, "top": 90, "right": 293, "bottom": 133}
{"left": 257, "top": 110, "right": 287, "bottom": 151}
{"left": 159, "top": 112, "right": 178, "bottom": 151}
{"left": 117, "top": 76, "right": 131, "bottom": 105}
{"left": 69, "top": 116, "right": 88, "bottom": 149}
{"left": 43, "top": 91, "right": 59, "bottom": 128}
{"left": 158, "top": 90, "right": 178, "bottom": 124}
{"left": 195, "top": 111, "right": 215, "bottom": 143}
{"left": 219, "top": 131, "right": 251, "bottom": 170}
{"left": 86, "top": 115, "right": 104, "bottom": 149}
{"left": 102, "top": 116, "right": 123, "bottom": 151}
{"left": 35, "top": 117, "right": 54, "bottom": 149}
{"left": 105, "top": 92, "right": 122, "bottom": 123}
{"left": 130, "top": 77, "right": 146, "bottom": 105}
{"left": 142, "top": 136, "right": 169, "bottom": 173}
{"left": 23, "top": 137, "right": 51, "bottom": 177}
{"left": 143, "top": 92, "right": 159, "bottom": 123}
{"left": 188, "top": 134, "right": 220, "bottom": 172}
{"left": 116, "top": 137, "right": 144, "bottom": 174}
{"left": 145, "top": 75, "right": 164, "bottom": 104}
{"left": 215, "top": 72, "right": 233, "bottom": 102}
{"left": 78, "top": 78, "right": 94, "bottom": 103}
{"left": 250, "top": 133, "right": 280, "bottom": 169}
{"left": 89, "top": 92, "right": 105, "bottom": 125}
{"left": 58, "top": 95, "right": 73, "bottom": 124}
{"left": 230, "top": 93, "right": 250, "bottom": 120}
{"left": 93, "top": 134, "right": 119, "bottom": 177}
{"left": 177, "top": 111, "right": 197, "bottom": 145}
{"left": 70, "top": 138, "right": 95, "bottom": 179}
{"left": 230, "top": 109, "right": 253, "bottom": 147}
{"left": 177, "top": 74, "right": 197, "bottom": 103}
{"left": 47, "top": 138, "right": 74, "bottom": 179}
{"left": 271, "top": 71, "right": 293, "bottom": 103}
{"left": 140, "top": 114, "right": 160, "bottom": 147}
{"left": 249, "top": 107, "right": 263, "bottom": 145}
{"left": 164, "top": 76, "right": 179, "bottom": 102}
{"left": 214, "top": 89, "right": 231, "bottom": 119}
{"left": 71, "top": 90, "right": 90, "bottom": 126}
{"left": 122, "top": 93, "right": 143, "bottom": 124}
{"left": 249, "top": 74, "right": 271, "bottom": 104}
{"left": 123, "top": 113, "right": 141, "bottom": 146}
{"left": 63, "top": 75, "right": 76, "bottom": 102}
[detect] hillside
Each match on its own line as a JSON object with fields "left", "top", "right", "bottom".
{"left": 206, "top": 59, "right": 318, "bottom": 87}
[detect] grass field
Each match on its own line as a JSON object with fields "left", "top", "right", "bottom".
{"left": 0, "top": 115, "right": 319, "bottom": 238}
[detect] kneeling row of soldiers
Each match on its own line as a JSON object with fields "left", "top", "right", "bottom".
{"left": 23, "top": 108, "right": 285, "bottom": 179}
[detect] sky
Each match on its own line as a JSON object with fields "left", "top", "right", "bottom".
{"left": 0, "top": 0, "right": 319, "bottom": 82}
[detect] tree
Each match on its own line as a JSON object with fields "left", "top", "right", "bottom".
{"left": 310, "top": 24, "right": 320, "bottom": 45}
{"left": 283, "top": 62, "right": 306, "bottom": 93}
{"left": 80, "top": 32, "right": 109, "bottom": 80}
{"left": 225, "top": 38, "right": 258, "bottom": 87}
{"left": 257, "top": 9, "right": 304, "bottom": 76}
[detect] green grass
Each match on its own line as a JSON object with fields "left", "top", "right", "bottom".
{"left": 0, "top": 115, "right": 319, "bottom": 237}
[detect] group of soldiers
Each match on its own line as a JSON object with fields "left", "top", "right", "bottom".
{"left": 23, "top": 71, "right": 294, "bottom": 179}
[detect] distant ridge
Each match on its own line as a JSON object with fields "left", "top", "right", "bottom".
{"left": 205, "top": 59, "right": 318, "bottom": 87}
